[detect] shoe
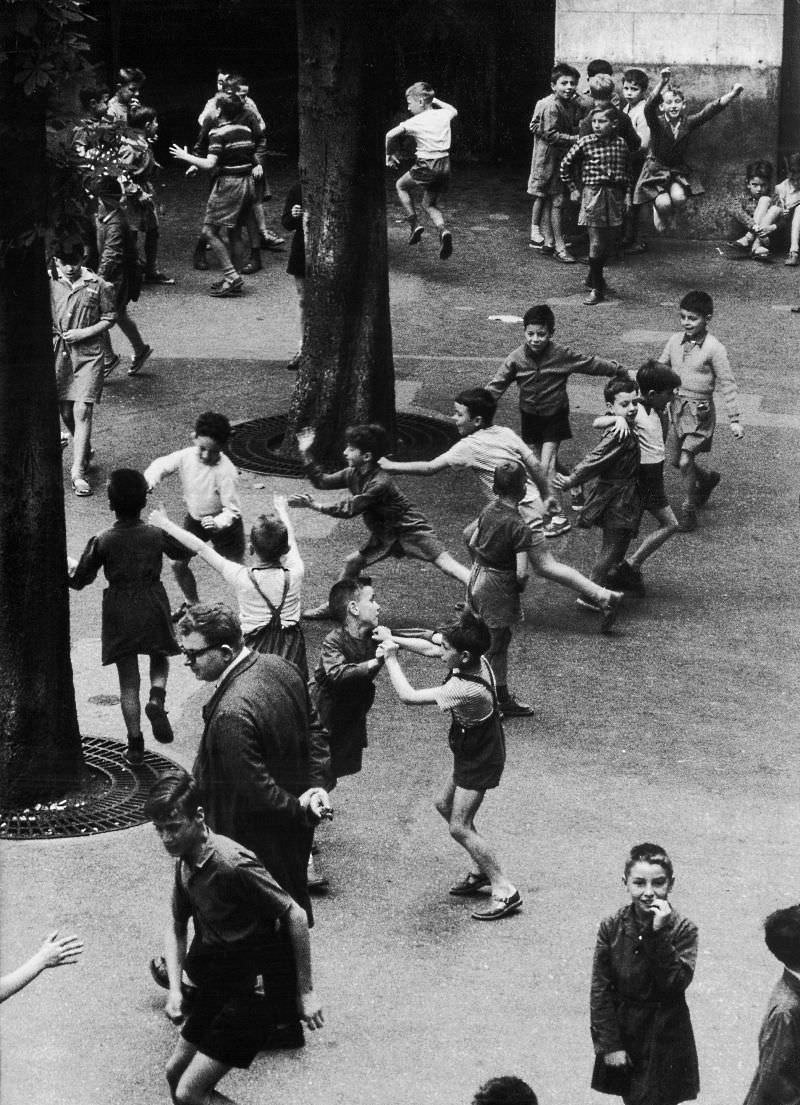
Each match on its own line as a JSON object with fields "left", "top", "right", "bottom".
{"left": 240, "top": 259, "right": 262, "bottom": 274}
{"left": 575, "top": 596, "right": 601, "bottom": 612}
{"left": 261, "top": 1022, "right": 305, "bottom": 1050}
{"left": 128, "top": 345, "right": 153, "bottom": 376}
{"left": 408, "top": 225, "right": 425, "bottom": 245}
{"left": 210, "top": 278, "right": 225, "bottom": 290}
{"left": 553, "top": 248, "right": 576, "bottom": 264}
{"left": 695, "top": 470, "right": 721, "bottom": 507}
{"left": 143, "top": 271, "right": 175, "bottom": 285}
{"left": 528, "top": 234, "right": 546, "bottom": 249}
{"left": 606, "top": 561, "right": 645, "bottom": 595}
{"left": 71, "top": 476, "right": 92, "bottom": 497}
{"left": 102, "top": 353, "right": 121, "bottom": 379}
{"left": 145, "top": 699, "right": 174, "bottom": 744}
{"left": 724, "top": 241, "right": 753, "bottom": 259}
{"left": 785, "top": 251, "right": 799, "bottom": 267}
{"left": 471, "top": 888, "right": 523, "bottom": 921}
{"left": 124, "top": 733, "right": 145, "bottom": 766}
{"left": 307, "top": 854, "right": 329, "bottom": 894}
{"left": 543, "top": 516, "right": 571, "bottom": 538}
{"left": 600, "top": 590, "right": 624, "bottom": 635}
{"left": 449, "top": 871, "right": 491, "bottom": 897}
{"left": 302, "top": 602, "right": 332, "bottom": 620}
{"left": 751, "top": 246, "right": 772, "bottom": 262}
{"left": 149, "top": 956, "right": 197, "bottom": 1003}
{"left": 286, "top": 350, "right": 302, "bottom": 371}
{"left": 584, "top": 289, "right": 605, "bottom": 306}
{"left": 259, "top": 232, "right": 286, "bottom": 251}
{"left": 678, "top": 505, "right": 698, "bottom": 532}
{"left": 439, "top": 230, "right": 453, "bottom": 259}
{"left": 499, "top": 696, "right": 534, "bottom": 718}
{"left": 209, "top": 278, "right": 243, "bottom": 297}
{"left": 171, "top": 600, "right": 191, "bottom": 624}
{"left": 539, "top": 243, "right": 555, "bottom": 255}
{"left": 623, "top": 241, "right": 647, "bottom": 253}
{"left": 570, "top": 487, "right": 585, "bottom": 511}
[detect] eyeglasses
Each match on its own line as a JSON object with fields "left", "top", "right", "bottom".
{"left": 181, "top": 643, "right": 220, "bottom": 663}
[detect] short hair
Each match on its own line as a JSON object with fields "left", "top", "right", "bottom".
{"left": 194, "top": 410, "right": 232, "bottom": 444}
{"left": 492, "top": 461, "right": 527, "bottom": 500}
{"left": 250, "top": 513, "right": 290, "bottom": 561}
{"left": 587, "top": 58, "right": 613, "bottom": 78}
{"left": 344, "top": 423, "right": 389, "bottom": 460}
{"left": 591, "top": 104, "right": 619, "bottom": 124}
{"left": 437, "top": 610, "right": 491, "bottom": 660}
{"left": 456, "top": 388, "right": 497, "bottom": 426}
{"left": 624, "top": 842, "right": 674, "bottom": 881}
{"left": 215, "top": 93, "right": 241, "bottom": 122}
{"left": 588, "top": 74, "right": 615, "bottom": 100}
{"left": 763, "top": 904, "right": 800, "bottom": 969}
{"left": 604, "top": 373, "right": 637, "bottom": 403}
{"left": 177, "top": 601, "right": 243, "bottom": 651}
{"left": 328, "top": 577, "right": 370, "bottom": 624}
{"left": 522, "top": 304, "right": 556, "bottom": 331}
{"left": 79, "top": 86, "right": 107, "bottom": 110}
{"left": 144, "top": 770, "right": 201, "bottom": 822}
{"left": 226, "top": 72, "right": 246, "bottom": 89}
{"left": 679, "top": 290, "right": 713, "bottom": 317}
{"left": 117, "top": 66, "right": 145, "bottom": 87}
{"left": 622, "top": 68, "right": 649, "bottom": 91}
{"left": 128, "top": 104, "right": 157, "bottom": 130}
{"left": 745, "top": 160, "right": 773, "bottom": 184}
{"left": 784, "top": 151, "right": 800, "bottom": 176}
{"left": 53, "top": 239, "right": 86, "bottom": 263}
{"left": 636, "top": 359, "right": 681, "bottom": 394}
{"left": 663, "top": 84, "right": 685, "bottom": 102}
{"left": 550, "top": 63, "right": 580, "bottom": 83}
{"left": 473, "top": 1076, "right": 539, "bottom": 1105}
{"left": 406, "top": 81, "right": 435, "bottom": 100}
{"left": 107, "top": 468, "right": 148, "bottom": 516}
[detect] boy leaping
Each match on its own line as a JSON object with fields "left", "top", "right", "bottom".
{"left": 386, "top": 81, "right": 457, "bottom": 259}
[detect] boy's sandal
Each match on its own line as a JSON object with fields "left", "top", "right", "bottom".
{"left": 471, "top": 888, "right": 523, "bottom": 920}
{"left": 209, "top": 278, "right": 244, "bottom": 297}
{"left": 785, "top": 252, "right": 800, "bottom": 267}
{"left": 71, "top": 476, "right": 92, "bottom": 497}
{"left": 449, "top": 871, "right": 491, "bottom": 897}
{"left": 128, "top": 344, "right": 153, "bottom": 375}
{"left": 102, "top": 353, "right": 121, "bottom": 378}
{"left": 553, "top": 248, "right": 576, "bottom": 264}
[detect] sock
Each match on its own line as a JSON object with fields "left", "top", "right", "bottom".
{"left": 497, "top": 684, "right": 510, "bottom": 702}
{"left": 587, "top": 258, "right": 600, "bottom": 288}
{"left": 148, "top": 686, "right": 166, "bottom": 705}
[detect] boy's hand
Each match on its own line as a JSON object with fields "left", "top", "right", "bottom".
{"left": 291, "top": 204, "right": 303, "bottom": 218}
{"left": 372, "top": 625, "right": 393, "bottom": 642}
{"left": 164, "top": 991, "right": 184, "bottom": 1024}
{"left": 731, "top": 83, "right": 744, "bottom": 97}
{"left": 660, "top": 67, "right": 671, "bottom": 82}
{"left": 200, "top": 515, "right": 218, "bottom": 531}
{"left": 386, "top": 154, "right": 400, "bottom": 168}
{"left": 67, "top": 555, "right": 78, "bottom": 574}
{"left": 648, "top": 899, "right": 672, "bottom": 931}
{"left": 608, "top": 414, "right": 631, "bottom": 441}
{"left": 252, "top": 164, "right": 263, "bottom": 180}
{"left": 552, "top": 473, "right": 570, "bottom": 491}
{"left": 185, "top": 165, "right": 199, "bottom": 177}
{"left": 287, "top": 493, "right": 314, "bottom": 509}
{"left": 730, "top": 421, "right": 744, "bottom": 439}
{"left": 272, "top": 493, "right": 288, "bottom": 515}
{"left": 169, "top": 143, "right": 190, "bottom": 162}
{"left": 298, "top": 990, "right": 324, "bottom": 1030}
{"left": 62, "top": 328, "right": 84, "bottom": 343}
{"left": 148, "top": 506, "right": 169, "bottom": 528}
{"left": 300, "top": 788, "right": 333, "bottom": 820}
{"left": 37, "top": 930, "right": 84, "bottom": 970}
{"left": 376, "top": 456, "right": 395, "bottom": 470}
{"left": 376, "top": 640, "right": 399, "bottom": 659}
{"left": 604, "top": 1050, "right": 631, "bottom": 1068}
{"left": 296, "top": 427, "right": 315, "bottom": 453}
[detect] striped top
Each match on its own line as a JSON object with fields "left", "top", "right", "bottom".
{"left": 208, "top": 122, "right": 255, "bottom": 177}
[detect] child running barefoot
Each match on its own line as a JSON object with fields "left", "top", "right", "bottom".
{"left": 385, "top": 81, "right": 457, "bottom": 260}
{"left": 290, "top": 423, "right": 470, "bottom": 619}
{"left": 376, "top": 612, "right": 522, "bottom": 922}
{"left": 68, "top": 469, "right": 185, "bottom": 765}
{"left": 634, "top": 67, "right": 743, "bottom": 234}
{"left": 149, "top": 494, "right": 308, "bottom": 677}
{"left": 590, "top": 842, "right": 699, "bottom": 1105}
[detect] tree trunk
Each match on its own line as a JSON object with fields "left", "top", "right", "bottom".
{"left": 289, "top": 0, "right": 396, "bottom": 466}
{"left": 0, "top": 80, "right": 84, "bottom": 807}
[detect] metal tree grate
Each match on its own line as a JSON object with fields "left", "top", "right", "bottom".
{"left": 228, "top": 411, "right": 458, "bottom": 477}
{"left": 0, "top": 736, "right": 177, "bottom": 841}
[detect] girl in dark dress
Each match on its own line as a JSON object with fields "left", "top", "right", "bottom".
{"left": 590, "top": 842, "right": 700, "bottom": 1105}
{"left": 68, "top": 469, "right": 184, "bottom": 765}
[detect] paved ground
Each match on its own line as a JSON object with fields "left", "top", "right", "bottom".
{"left": 1, "top": 163, "right": 799, "bottom": 1105}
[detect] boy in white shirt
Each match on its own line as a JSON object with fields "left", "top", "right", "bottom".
{"left": 386, "top": 81, "right": 457, "bottom": 259}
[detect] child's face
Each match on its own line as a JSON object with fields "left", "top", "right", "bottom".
{"left": 746, "top": 175, "right": 770, "bottom": 199}
{"left": 609, "top": 389, "right": 638, "bottom": 423}
{"left": 621, "top": 81, "right": 644, "bottom": 105}
{"left": 551, "top": 75, "right": 577, "bottom": 102}
{"left": 350, "top": 585, "right": 380, "bottom": 630}
{"left": 146, "top": 117, "right": 159, "bottom": 140}
{"left": 452, "top": 402, "right": 482, "bottom": 437}
{"left": 55, "top": 255, "right": 85, "bottom": 281}
{"left": 624, "top": 860, "right": 673, "bottom": 920}
{"left": 439, "top": 637, "right": 463, "bottom": 671}
{"left": 661, "top": 91, "right": 684, "bottom": 120}
{"left": 118, "top": 82, "right": 141, "bottom": 106}
{"left": 591, "top": 112, "right": 616, "bottom": 138}
{"left": 680, "top": 309, "right": 709, "bottom": 341}
{"left": 524, "top": 323, "right": 553, "bottom": 355}
{"left": 90, "top": 94, "right": 109, "bottom": 119}
{"left": 193, "top": 433, "right": 223, "bottom": 466}
{"left": 787, "top": 162, "right": 800, "bottom": 187}
{"left": 406, "top": 93, "right": 428, "bottom": 115}
{"left": 343, "top": 443, "right": 369, "bottom": 469}
{"left": 645, "top": 387, "right": 676, "bottom": 412}
{"left": 216, "top": 72, "right": 230, "bottom": 92}
{"left": 152, "top": 806, "right": 205, "bottom": 859}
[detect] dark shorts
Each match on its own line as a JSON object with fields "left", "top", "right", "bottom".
{"left": 637, "top": 461, "right": 670, "bottom": 514}
{"left": 409, "top": 156, "right": 450, "bottom": 194}
{"left": 520, "top": 407, "right": 572, "bottom": 446}
{"left": 449, "top": 713, "right": 506, "bottom": 791}
{"left": 180, "top": 953, "right": 266, "bottom": 1069}
{"left": 171, "top": 513, "right": 246, "bottom": 563}
{"left": 358, "top": 527, "right": 444, "bottom": 566}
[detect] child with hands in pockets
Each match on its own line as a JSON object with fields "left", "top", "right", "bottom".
{"left": 590, "top": 842, "right": 699, "bottom": 1105}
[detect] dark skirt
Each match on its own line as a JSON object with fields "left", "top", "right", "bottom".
{"left": 101, "top": 582, "right": 179, "bottom": 666}
{"left": 244, "top": 622, "right": 308, "bottom": 681}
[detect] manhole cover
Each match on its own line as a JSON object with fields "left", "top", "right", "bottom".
{"left": 0, "top": 736, "right": 177, "bottom": 840}
{"left": 229, "top": 411, "right": 458, "bottom": 477}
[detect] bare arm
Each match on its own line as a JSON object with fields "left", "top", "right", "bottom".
{"left": 282, "top": 901, "right": 324, "bottom": 1029}
{"left": 170, "top": 143, "right": 218, "bottom": 171}
{"left": 0, "top": 932, "right": 84, "bottom": 1003}
{"left": 163, "top": 911, "right": 188, "bottom": 1023}
{"left": 379, "top": 647, "right": 441, "bottom": 705}
{"left": 378, "top": 455, "right": 451, "bottom": 476}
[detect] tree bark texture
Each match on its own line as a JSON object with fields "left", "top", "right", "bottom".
{"left": 0, "top": 81, "right": 84, "bottom": 807}
{"left": 289, "top": 0, "right": 396, "bottom": 465}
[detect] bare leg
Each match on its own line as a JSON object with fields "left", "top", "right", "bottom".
{"left": 540, "top": 199, "right": 555, "bottom": 248}
{"left": 653, "top": 192, "right": 673, "bottom": 232}
{"left": 171, "top": 559, "right": 200, "bottom": 604}
{"left": 678, "top": 450, "right": 700, "bottom": 507}
{"left": 421, "top": 191, "right": 445, "bottom": 232}
{"left": 433, "top": 551, "right": 471, "bottom": 585}
{"left": 550, "top": 199, "right": 567, "bottom": 253}
{"left": 203, "top": 224, "right": 237, "bottom": 281}
{"left": 627, "top": 505, "right": 680, "bottom": 568}
{"left": 530, "top": 196, "right": 545, "bottom": 241}
{"left": 166, "top": 1038, "right": 235, "bottom": 1105}
{"left": 442, "top": 785, "right": 515, "bottom": 897}
{"left": 528, "top": 546, "right": 617, "bottom": 606}
{"left": 115, "top": 307, "right": 148, "bottom": 356}
{"left": 71, "top": 400, "right": 93, "bottom": 479}
{"left": 394, "top": 171, "right": 418, "bottom": 222}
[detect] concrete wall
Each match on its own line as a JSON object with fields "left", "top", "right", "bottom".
{"left": 554, "top": 0, "right": 784, "bottom": 236}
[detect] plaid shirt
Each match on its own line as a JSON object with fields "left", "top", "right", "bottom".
{"left": 560, "top": 133, "right": 631, "bottom": 191}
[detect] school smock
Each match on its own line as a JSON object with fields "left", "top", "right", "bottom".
{"left": 310, "top": 627, "right": 381, "bottom": 780}
{"left": 50, "top": 267, "right": 116, "bottom": 386}
{"left": 742, "top": 968, "right": 800, "bottom": 1105}
{"left": 570, "top": 427, "right": 641, "bottom": 532}
{"left": 527, "top": 93, "right": 582, "bottom": 195}
{"left": 487, "top": 341, "right": 622, "bottom": 417}
{"left": 591, "top": 903, "right": 699, "bottom": 1105}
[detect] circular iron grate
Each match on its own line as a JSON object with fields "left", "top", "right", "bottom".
{"left": 0, "top": 736, "right": 178, "bottom": 841}
{"left": 229, "top": 411, "right": 458, "bottom": 477}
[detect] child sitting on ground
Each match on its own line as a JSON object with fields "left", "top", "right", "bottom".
{"left": 595, "top": 360, "right": 682, "bottom": 595}
{"left": 145, "top": 411, "right": 245, "bottom": 610}
{"left": 657, "top": 289, "right": 743, "bottom": 532}
{"left": 553, "top": 375, "right": 640, "bottom": 628}
{"left": 727, "top": 160, "right": 779, "bottom": 261}
{"left": 527, "top": 63, "right": 581, "bottom": 259}
{"left": 68, "top": 469, "right": 185, "bottom": 765}
{"left": 149, "top": 494, "right": 308, "bottom": 677}
{"left": 289, "top": 423, "right": 470, "bottom": 619}
{"left": 772, "top": 152, "right": 800, "bottom": 266}
{"left": 742, "top": 903, "right": 800, "bottom": 1105}
{"left": 634, "top": 67, "right": 744, "bottom": 233}
{"left": 385, "top": 81, "right": 457, "bottom": 260}
{"left": 376, "top": 611, "right": 522, "bottom": 922}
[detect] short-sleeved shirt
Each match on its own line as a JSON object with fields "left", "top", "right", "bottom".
{"left": 213, "top": 548, "right": 304, "bottom": 632}
{"left": 208, "top": 121, "right": 255, "bottom": 176}
{"left": 144, "top": 447, "right": 242, "bottom": 528}
{"left": 470, "top": 500, "right": 533, "bottom": 570}
{"left": 634, "top": 404, "right": 666, "bottom": 465}
{"left": 433, "top": 658, "right": 494, "bottom": 725}
{"left": 399, "top": 104, "right": 456, "bottom": 157}
{"left": 437, "top": 426, "right": 543, "bottom": 521}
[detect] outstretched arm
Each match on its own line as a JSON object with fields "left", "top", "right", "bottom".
{"left": 378, "top": 644, "right": 442, "bottom": 705}
{"left": 378, "top": 455, "right": 451, "bottom": 477}
{"left": 0, "top": 931, "right": 84, "bottom": 1003}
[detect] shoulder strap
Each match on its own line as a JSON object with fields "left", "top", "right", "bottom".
{"left": 248, "top": 567, "right": 290, "bottom": 619}
{"left": 451, "top": 662, "right": 498, "bottom": 705}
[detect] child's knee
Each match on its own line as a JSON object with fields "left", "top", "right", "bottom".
{"left": 677, "top": 452, "right": 694, "bottom": 474}
{"left": 654, "top": 193, "right": 672, "bottom": 212}
{"left": 434, "top": 796, "right": 451, "bottom": 820}
{"left": 448, "top": 818, "right": 469, "bottom": 845}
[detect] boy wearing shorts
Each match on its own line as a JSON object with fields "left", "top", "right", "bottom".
{"left": 146, "top": 770, "right": 323, "bottom": 1105}
{"left": 527, "top": 63, "right": 581, "bottom": 259}
{"left": 385, "top": 81, "right": 457, "bottom": 259}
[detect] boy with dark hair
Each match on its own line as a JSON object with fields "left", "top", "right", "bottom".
{"left": 742, "top": 904, "right": 800, "bottom": 1105}
{"left": 146, "top": 770, "right": 323, "bottom": 1105}
{"left": 578, "top": 76, "right": 641, "bottom": 154}
{"left": 290, "top": 423, "right": 470, "bottom": 619}
{"left": 621, "top": 68, "right": 651, "bottom": 251}
{"left": 658, "top": 289, "right": 743, "bottom": 531}
{"left": 472, "top": 1076, "right": 538, "bottom": 1105}
{"left": 106, "top": 66, "right": 145, "bottom": 123}
{"left": 527, "top": 63, "right": 581, "bottom": 258}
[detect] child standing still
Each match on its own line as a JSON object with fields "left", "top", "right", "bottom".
{"left": 145, "top": 411, "right": 245, "bottom": 609}
{"left": 377, "top": 612, "right": 522, "bottom": 922}
{"left": 527, "top": 63, "right": 581, "bottom": 260}
{"left": 68, "top": 469, "right": 184, "bottom": 765}
{"left": 658, "top": 290, "right": 743, "bottom": 532}
{"left": 591, "top": 842, "right": 699, "bottom": 1105}
{"left": 385, "top": 82, "right": 457, "bottom": 260}
{"left": 772, "top": 152, "right": 800, "bottom": 266}
{"left": 620, "top": 68, "right": 651, "bottom": 252}
{"left": 742, "top": 904, "right": 800, "bottom": 1105}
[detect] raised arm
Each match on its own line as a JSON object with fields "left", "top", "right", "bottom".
{"left": 378, "top": 643, "right": 441, "bottom": 705}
